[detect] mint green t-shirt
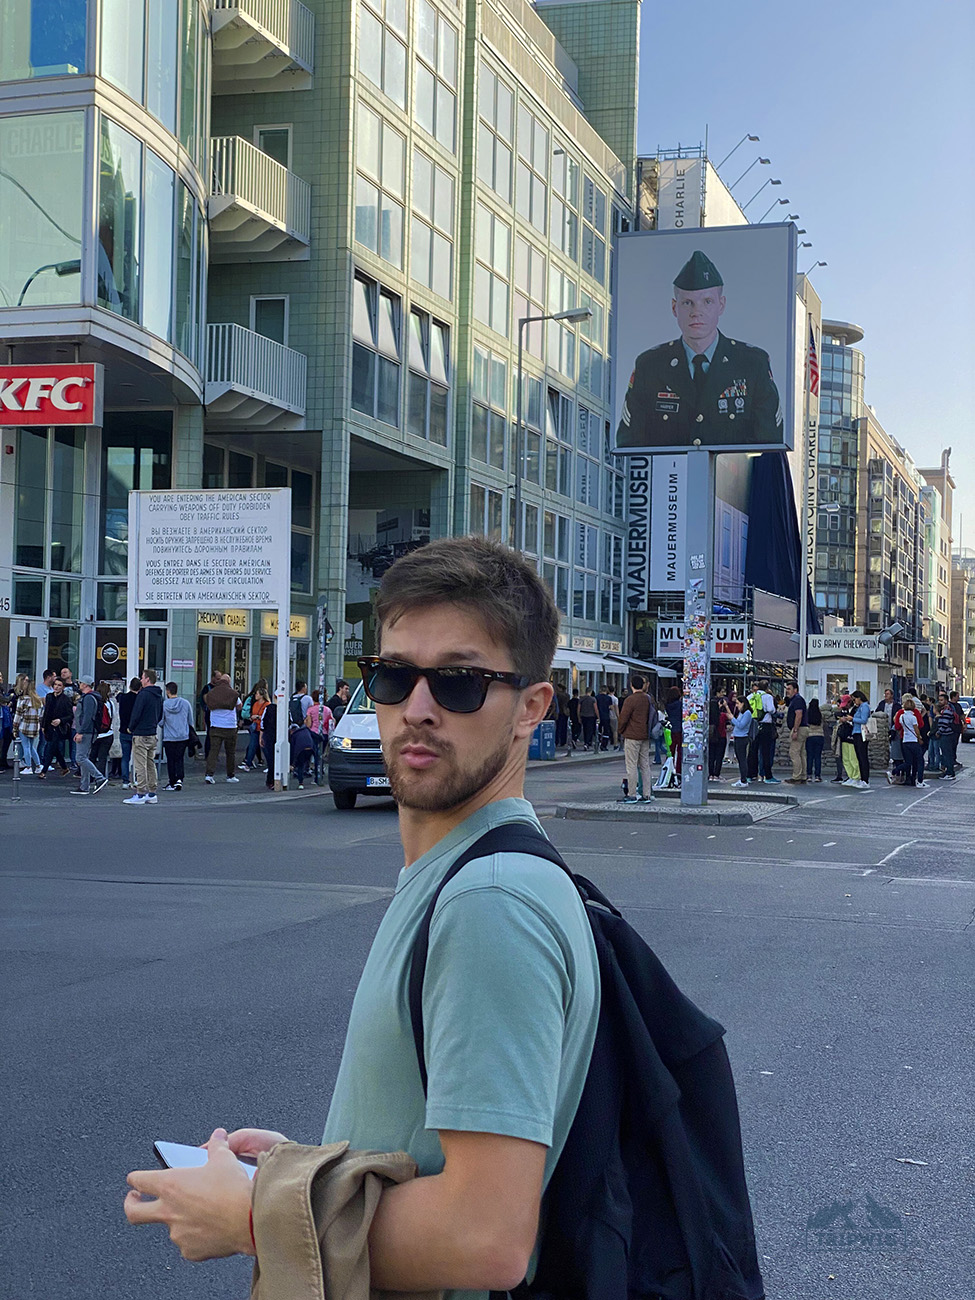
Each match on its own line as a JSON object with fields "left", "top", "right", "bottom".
{"left": 323, "top": 797, "right": 599, "bottom": 1287}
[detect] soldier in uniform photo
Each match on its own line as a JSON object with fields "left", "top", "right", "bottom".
{"left": 616, "top": 250, "right": 782, "bottom": 449}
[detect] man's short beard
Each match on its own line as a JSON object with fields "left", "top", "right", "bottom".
{"left": 388, "top": 731, "right": 513, "bottom": 812}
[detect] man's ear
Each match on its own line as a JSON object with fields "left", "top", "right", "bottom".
{"left": 671, "top": 296, "right": 678, "bottom": 319}
{"left": 718, "top": 294, "right": 726, "bottom": 317}
{"left": 514, "top": 682, "right": 554, "bottom": 738}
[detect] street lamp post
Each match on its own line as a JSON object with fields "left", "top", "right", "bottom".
{"left": 715, "top": 133, "right": 760, "bottom": 170}
{"left": 729, "top": 156, "right": 770, "bottom": 191}
{"left": 514, "top": 306, "right": 592, "bottom": 551}
{"left": 804, "top": 260, "right": 828, "bottom": 276}
{"left": 759, "top": 196, "right": 790, "bottom": 222}
{"left": 743, "top": 177, "right": 781, "bottom": 210}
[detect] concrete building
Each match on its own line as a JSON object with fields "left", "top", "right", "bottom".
{"left": 814, "top": 319, "right": 865, "bottom": 623}
{"left": 918, "top": 450, "right": 956, "bottom": 687}
{"left": 1, "top": 0, "right": 639, "bottom": 696}
{"left": 949, "top": 549, "right": 975, "bottom": 697}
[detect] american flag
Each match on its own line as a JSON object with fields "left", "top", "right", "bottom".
{"left": 807, "top": 323, "right": 820, "bottom": 397}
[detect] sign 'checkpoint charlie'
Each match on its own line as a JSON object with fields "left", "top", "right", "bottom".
{"left": 127, "top": 488, "right": 293, "bottom": 788}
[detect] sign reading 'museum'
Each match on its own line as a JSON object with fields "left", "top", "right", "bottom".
{"left": 131, "top": 489, "right": 291, "bottom": 608}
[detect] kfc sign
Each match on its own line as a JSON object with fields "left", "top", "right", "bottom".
{"left": 0, "top": 363, "right": 103, "bottom": 425}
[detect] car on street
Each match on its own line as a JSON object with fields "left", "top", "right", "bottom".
{"left": 962, "top": 706, "right": 975, "bottom": 744}
{"left": 326, "top": 679, "right": 390, "bottom": 808}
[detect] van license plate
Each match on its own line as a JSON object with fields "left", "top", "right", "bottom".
{"left": 366, "top": 776, "right": 390, "bottom": 788}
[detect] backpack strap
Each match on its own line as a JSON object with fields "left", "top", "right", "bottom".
{"left": 408, "top": 822, "right": 614, "bottom": 1094}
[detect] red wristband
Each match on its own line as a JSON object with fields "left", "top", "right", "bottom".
{"left": 249, "top": 1207, "right": 256, "bottom": 1254}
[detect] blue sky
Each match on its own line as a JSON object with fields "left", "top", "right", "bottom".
{"left": 636, "top": 0, "right": 975, "bottom": 533}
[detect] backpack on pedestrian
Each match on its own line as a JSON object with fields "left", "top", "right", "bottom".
{"left": 288, "top": 695, "right": 305, "bottom": 727}
{"left": 410, "top": 824, "right": 765, "bottom": 1300}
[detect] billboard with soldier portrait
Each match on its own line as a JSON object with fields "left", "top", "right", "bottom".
{"left": 613, "top": 223, "right": 796, "bottom": 455}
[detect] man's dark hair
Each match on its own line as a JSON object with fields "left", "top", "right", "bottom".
{"left": 666, "top": 685, "right": 681, "bottom": 703}
{"left": 376, "top": 536, "right": 559, "bottom": 686}
{"left": 295, "top": 680, "right": 307, "bottom": 692}
{"left": 143, "top": 668, "right": 157, "bottom": 685}
{"left": 631, "top": 674, "right": 646, "bottom": 690}
{"left": 42, "top": 668, "right": 55, "bottom": 681}
{"left": 334, "top": 678, "right": 348, "bottom": 690}
{"left": 786, "top": 680, "right": 799, "bottom": 691}
{"left": 166, "top": 682, "right": 178, "bottom": 695}
{"left": 129, "top": 677, "right": 141, "bottom": 690}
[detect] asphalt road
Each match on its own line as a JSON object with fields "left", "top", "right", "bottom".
{"left": 1, "top": 755, "right": 972, "bottom": 1299}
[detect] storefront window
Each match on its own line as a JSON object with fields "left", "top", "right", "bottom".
{"left": 0, "top": 111, "right": 84, "bottom": 309}
{"left": 0, "top": 0, "right": 89, "bottom": 81}
{"left": 15, "top": 428, "right": 48, "bottom": 568}
{"left": 98, "top": 116, "right": 142, "bottom": 321}
{"left": 100, "top": 412, "right": 172, "bottom": 574}
{"left": 97, "top": 582, "right": 127, "bottom": 621}
{"left": 143, "top": 150, "right": 175, "bottom": 341}
{"left": 13, "top": 578, "right": 45, "bottom": 617}
{"left": 50, "top": 429, "right": 85, "bottom": 573}
{"left": 49, "top": 579, "right": 82, "bottom": 621}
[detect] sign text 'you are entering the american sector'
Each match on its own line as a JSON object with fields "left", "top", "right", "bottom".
{"left": 132, "top": 490, "right": 291, "bottom": 608}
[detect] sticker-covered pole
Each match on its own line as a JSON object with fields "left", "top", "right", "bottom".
{"left": 127, "top": 492, "right": 140, "bottom": 687}
{"left": 681, "top": 449, "right": 715, "bottom": 806}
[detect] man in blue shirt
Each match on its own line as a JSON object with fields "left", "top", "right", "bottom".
{"left": 784, "top": 681, "right": 808, "bottom": 783}
{"left": 850, "top": 690, "right": 873, "bottom": 789}
{"left": 125, "top": 538, "right": 600, "bottom": 1296}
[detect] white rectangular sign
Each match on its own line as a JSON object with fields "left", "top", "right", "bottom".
{"left": 807, "top": 634, "right": 881, "bottom": 661}
{"left": 649, "top": 454, "right": 686, "bottom": 590}
{"left": 657, "top": 622, "right": 750, "bottom": 658}
{"left": 656, "top": 158, "right": 702, "bottom": 229}
{"left": 131, "top": 490, "right": 291, "bottom": 608}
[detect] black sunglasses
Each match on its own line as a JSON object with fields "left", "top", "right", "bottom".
{"left": 357, "top": 657, "right": 531, "bottom": 714}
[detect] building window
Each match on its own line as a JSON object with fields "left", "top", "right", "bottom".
{"left": 474, "top": 202, "right": 510, "bottom": 337}
{"left": 471, "top": 345, "right": 507, "bottom": 470}
{"left": 575, "top": 406, "right": 600, "bottom": 509}
{"left": 1, "top": 0, "right": 89, "bottom": 80}
{"left": 513, "top": 236, "right": 545, "bottom": 358}
{"left": 100, "top": 412, "right": 172, "bottom": 575}
{"left": 415, "top": 0, "right": 457, "bottom": 152}
{"left": 254, "top": 124, "right": 292, "bottom": 168}
{"left": 550, "top": 141, "right": 579, "bottom": 260}
{"left": 470, "top": 483, "right": 506, "bottom": 540}
{"left": 517, "top": 371, "right": 544, "bottom": 485}
{"left": 351, "top": 273, "right": 401, "bottom": 426}
{"left": 407, "top": 308, "right": 449, "bottom": 445}
{"left": 477, "top": 61, "right": 513, "bottom": 203}
{"left": 545, "top": 387, "right": 573, "bottom": 498}
{"left": 581, "top": 174, "right": 606, "bottom": 284}
{"left": 602, "top": 421, "right": 624, "bottom": 520}
{"left": 542, "top": 510, "right": 570, "bottom": 613}
{"left": 264, "top": 462, "right": 315, "bottom": 593}
{"left": 411, "top": 148, "right": 454, "bottom": 299}
{"left": 250, "top": 295, "right": 289, "bottom": 345}
{"left": 14, "top": 427, "right": 85, "bottom": 575}
{"left": 354, "top": 102, "right": 405, "bottom": 268}
{"left": 547, "top": 267, "right": 576, "bottom": 378}
{"left": 600, "top": 532, "right": 623, "bottom": 625}
{"left": 358, "top": 0, "right": 407, "bottom": 110}
{"left": 516, "top": 104, "right": 548, "bottom": 235}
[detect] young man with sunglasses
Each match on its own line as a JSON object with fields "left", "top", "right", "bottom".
{"left": 125, "top": 536, "right": 600, "bottom": 1294}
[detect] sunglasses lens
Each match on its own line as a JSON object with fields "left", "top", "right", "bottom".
{"left": 428, "top": 669, "right": 487, "bottom": 714}
{"left": 366, "top": 662, "right": 418, "bottom": 705}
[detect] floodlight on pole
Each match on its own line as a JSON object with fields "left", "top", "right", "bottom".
{"left": 513, "top": 306, "right": 592, "bottom": 551}
{"left": 743, "top": 177, "right": 781, "bottom": 209}
{"left": 716, "top": 133, "right": 760, "bottom": 170}
{"left": 804, "top": 260, "right": 827, "bottom": 276}
{"left": 759, "top": 197, "right": 790, "bottom": 222}
{"left": 799, "top": 241, "right": 812, "bottom": 248}
{"left": 729, "top": 156, "right": 770, "bottom": 190}
{"left": 786, "top": 214, "right": 800, "bottom": 221}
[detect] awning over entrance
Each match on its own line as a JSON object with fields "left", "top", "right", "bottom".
{"left": 552, "top": 649, "right": 625, "bottom": 675}
{"left": 606, "top": 653, "right": 679, "bottom": 679}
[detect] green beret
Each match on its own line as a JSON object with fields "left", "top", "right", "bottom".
{"left": 674, "top": 250, "right": 723, "bottom": 290}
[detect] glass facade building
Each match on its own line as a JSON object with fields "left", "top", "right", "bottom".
{"left": 814, "top": 321, "right": 865, "bottom": 618}
{"left": 2, "top": 0, "right": 640, "bottom": 696}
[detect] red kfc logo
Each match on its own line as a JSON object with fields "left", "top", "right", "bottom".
{"left": 0, "top": 364, "right": 103, "bottom": 425}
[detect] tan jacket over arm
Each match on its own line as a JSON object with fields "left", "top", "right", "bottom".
{"left": 250, "top": 1140, "right": 442, "bottom": 1300}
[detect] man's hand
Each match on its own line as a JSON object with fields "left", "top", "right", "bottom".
{"left": 124, "top": 1128, "right": 254, "bottom": 1261}
{"left": 226, "top": 1127, "right": 290, "bottom": 1158}
{"left": 74, "top": 733, "right": 82, "bottom": 743}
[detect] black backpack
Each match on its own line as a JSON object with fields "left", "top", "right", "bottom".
{"left": 409, "top": 824, "right": 764, "bottom": 1300}
{"left": 288, "top": 695, "right": 305, "bottom": 727}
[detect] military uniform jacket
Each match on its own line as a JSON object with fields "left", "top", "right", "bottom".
{"left": 617, "top": 330, "right": 782, "bottom": 449}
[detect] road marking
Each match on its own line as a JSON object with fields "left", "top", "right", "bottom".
{"left": 823, "top": 841, "right": 837, "bottom": 847}
{"left": 876, "top": 839, "right": 918, "bottom": 867}
{"left": 899, "top": 788, "right": 940, "bottom": 815}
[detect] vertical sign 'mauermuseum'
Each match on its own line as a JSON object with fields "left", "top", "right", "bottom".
{"left": 625, "top": 456, "right": 651, "bottom": 610}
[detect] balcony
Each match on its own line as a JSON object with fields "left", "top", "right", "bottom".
{"left": 205, "top": 323, "right": 307, "bottom": 431}
{"left": 211, "top": 0, "right": 314, "bottom": 94}
{"left": 209, "top": 137, "right": 311, "bottom": 262}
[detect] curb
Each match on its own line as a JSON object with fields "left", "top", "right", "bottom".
{"left": 555, "top": 800, "right": 786, "bottom": 825}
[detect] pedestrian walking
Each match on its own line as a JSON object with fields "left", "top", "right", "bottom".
{"left": 117, "top": 677, "right": 141, "bottom": 788}
{"left": 894, "top": 694, "right": 925, "bottom": 787}
{"left": 304, "top": 690, "right": 333, "bottom": 783}
{"left": 37, "top": 678, "right": 72, "bottom": 778}
{"left": 203, "top": 674, "right": 242, "bottom": 784}
{"left": 665, "top": 685, "right": 683, "bottom": 780}
{"left": 72, "top": 677, "right": 109, "bottom": 795}
{"left": 837, "top": 710, "right": 861, "bottom": 785}
{"left": 850, "top": 690, "right": 872, "bottom": 787}
{"left": 707, "top": 696, "right": 730, "bottom": 780}
{"left": 934, "top": 691, "right": 959, "bottom": 780}
{"left": 608, "top": 688, "right": 620, "bottom": 750}
{"left": 594, "top": 684, "right": 613, "bottom": 751}
{"left": 161, "top": 683, "right": 193, "bottom": 790}
{"left": 289, "top": 722, "right": 315, "bottom": 789}
{"left": 579, "top": 688, "right": 598, "bottom": 750}
{"left": 89, "top": 682, "right": 116, "bottom": 778}
{"left": 730, "top": 699, "right": 754, "bottom": 787}
{"left": 804, "top": 699, "right": 825, "bottom": 781}
{"left": 260, "top": 691, "right": 277, "bottom": 789}
{"left": 649, "top": 690, "right": 667, "bottom": 764}
{"left": 124, "top": 535, "right": 601, "bottom": 1292}
{"left": 568, "top": 688, "right": 581, "bottom": 749}
{"left": 124, "top": 669, "right": 164, "bottom": 805}
{"left": 785, "top": 682, "right": 808, "bottom": 784}
{"left": 553, "top": 681, "right": 570, "bottom": 747}
{"left": 12, "top": 680, "right": 44, "bottom": 773}
{"left": 289, "top": 680, "right": 314, "bottom": 727}
{"left": 746, "top": 679, "right": 778, "bottom": 782}
{"left": 238, "top": 678, "right": 268, "bottom": 772}
{"left": 617, "top": 674, "right": 656, "bottom": 803}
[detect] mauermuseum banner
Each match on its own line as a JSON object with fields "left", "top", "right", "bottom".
{"left": 613, "top": 223, "right": 796, "bottom": 455}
